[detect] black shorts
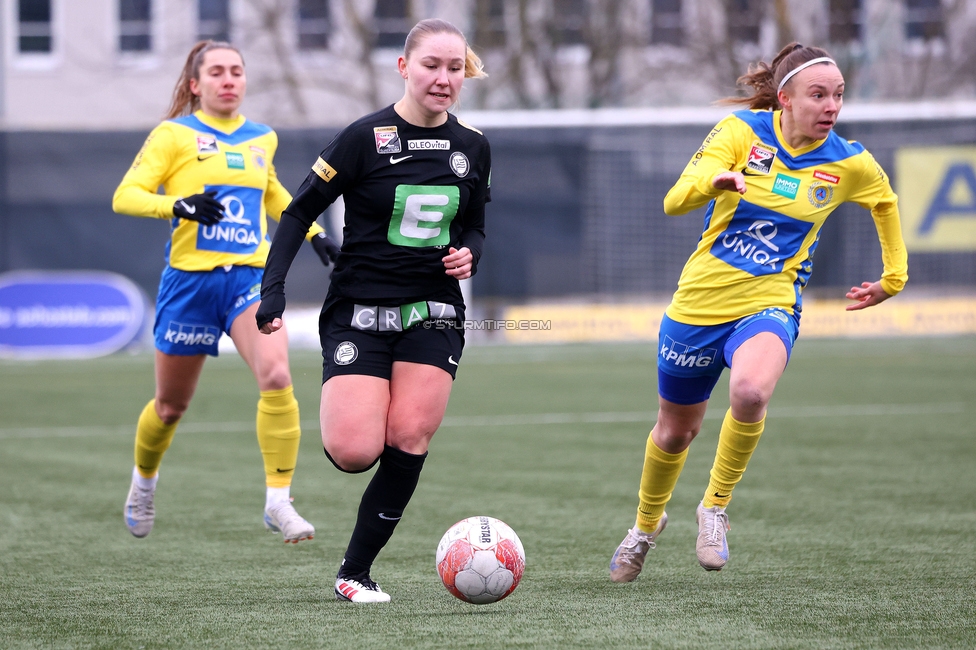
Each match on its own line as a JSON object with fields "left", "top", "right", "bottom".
{"left": 320, "top": 300, "right": 465, "bottom": 382}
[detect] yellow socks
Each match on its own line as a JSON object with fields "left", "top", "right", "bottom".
{"left": 134, "top": 399, "right": 178, "bottom": 478}
{"left": 702, "top": 409, "right": 765, "bottom": 509}
{"left": 134, "top": 387, "right": 303, "bottom": 490}
{"left": 256, "top": 386, "right": 301, "bottom": 489}
{"left": 636, "top": 433, "right": 688, "bottom": 534}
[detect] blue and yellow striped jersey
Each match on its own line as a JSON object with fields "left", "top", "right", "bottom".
{"left": 664, "top": 109, "right": 908, "bottom": 325}
{"left": 113, "top": 110, "right": 322, "bottom": 272}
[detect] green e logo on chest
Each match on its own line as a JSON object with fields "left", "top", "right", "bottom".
{"left": 387, "top": 185, "right": 460, "bottom": 247}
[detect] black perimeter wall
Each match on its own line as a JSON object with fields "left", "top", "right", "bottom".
{"left": 1, "top": 119, "right": 973, "bottom": 305}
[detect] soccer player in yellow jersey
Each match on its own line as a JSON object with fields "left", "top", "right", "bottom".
{"left": 609, "top": 43, "right": 908, "bottom": 581}
{"left": 112, "top": 41, "right": 338, "bottom": 542}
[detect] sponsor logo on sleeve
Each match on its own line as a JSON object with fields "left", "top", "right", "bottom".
{"left": 813, "top": 169, "right": 840, "bottom": 184}
{"left": 408, "top": 139, "right": 451, "bottom": 151}
{"left": 456, "top": 118, "right": 483, "bottom": 135}
{"left": 449, "top": 152, "right": 470, "bottom": 178}
{"left": 196, "top": 135, "right": 219, "bottom": 154}
{"left": 374, "top": 126, "right": 401, "bottom": 154}
{"left": 772, "top": 173, "right": 801, "bottom": 200}
{"left": 312, "top": 157, "right": 337, "bottom": 182}
{"left": 692, "top": 126, "right": 722, "bottom": 167}
{"left": 131, "top": 134, "right": 153, "bottom": 170}
{"left": 225, "top": 152, "right": 245, "bottom": 169}
{"left": 807, "top": 181, "right": 834, "bottom": 208}
{"left": 746, "top": 142, "right": 778, "bottom": 175}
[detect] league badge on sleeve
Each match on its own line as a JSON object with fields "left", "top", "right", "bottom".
{"left": 374, "top": 126, "right": 401, "bottom": 154}
{"left": 746, "top": 142, "right": 777, "bottom": 175}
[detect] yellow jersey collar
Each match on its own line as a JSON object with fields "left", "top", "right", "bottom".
{"left": 194, "top": 110, "right": 246, "bottom": 134}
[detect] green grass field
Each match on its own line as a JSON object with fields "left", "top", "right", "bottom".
{"left": 1, "top": 338, "right": 974, "bottom": 649}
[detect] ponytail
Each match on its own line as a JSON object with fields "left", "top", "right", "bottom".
{"left": 164, "top": 40, "right": 243, "bottom": 119}
{"left": 464, "top": 46, "right": 488, "bottom": 80}
{"left": 721, "top": 42, "right": 833, "bottom": 110}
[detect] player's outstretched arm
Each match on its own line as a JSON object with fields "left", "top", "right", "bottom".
{"left": 845, "top": 281, "right": 891, "bottom": 311}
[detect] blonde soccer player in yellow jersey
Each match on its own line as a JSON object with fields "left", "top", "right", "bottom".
{"left": 609, "top": 43, "right": 908, "bottom": 581}
{"left": 113, "top": 41, "right": 339, "bottom": 542}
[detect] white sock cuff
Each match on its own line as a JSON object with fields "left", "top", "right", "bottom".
{"left": 132, "top": 466, "right": 158, "bottom": 489}
{"left": 266, "top": 486, "right": 291, "bottom": 508}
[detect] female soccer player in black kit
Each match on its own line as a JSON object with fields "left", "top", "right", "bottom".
{"left": 256, "top": 19, "right": 490, "bottom": 603}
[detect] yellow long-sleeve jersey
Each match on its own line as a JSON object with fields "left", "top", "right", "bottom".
{"left": 663, "top": 109, "right": 908, "bottom": 325}
{"left": 112, "top": 111, "right": 323, "bottom": 272}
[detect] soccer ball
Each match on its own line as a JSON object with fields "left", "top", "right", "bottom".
{"left": 436, "top": 516, "right": 525, "bottom": 604}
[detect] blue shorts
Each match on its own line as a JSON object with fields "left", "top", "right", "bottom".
{"left": 153, "top": 265, "right": 263, "bottom": 356}
{"left": 657, "top": 308, "right": 799, "bottom": 405}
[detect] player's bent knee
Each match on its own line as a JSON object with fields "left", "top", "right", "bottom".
{"left": 655, "top": 427, "right": 697, "bottom": 452}
{"left": 323, "top": 444, "right": 381, "bottom": 473}
{"left": 386, "top": 425, "right": 437, "bottom": 455}
{"left": 154, "top": 399, "right": 188, "bottom": 425}
{"left": 258, "top": 366, "right": 292, "bottom": 392}
{"left": 729, "top": 380, "right": 772, "bottom": 413}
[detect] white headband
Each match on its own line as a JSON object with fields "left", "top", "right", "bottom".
{"left": 777, "top": 57, "right": 836, "bottom": 93}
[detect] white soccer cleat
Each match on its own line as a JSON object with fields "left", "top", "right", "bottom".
{"left": 609, "top": 513, "right": 668, "bottom": 583}
{"left": 335, "top": 575, "right": 391, "bottom": 603}
{"left": 124, "top": 478, "right": 156, "bottom": 538}
{"left": 264, "top": 498, "right": 315, "bottom": 543}
{"left": 696, "top": 502, "right": 731, "bottom": 571}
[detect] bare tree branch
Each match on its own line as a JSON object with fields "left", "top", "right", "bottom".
{"left": 243, "top": 0, "right": 308, "bottom": 120}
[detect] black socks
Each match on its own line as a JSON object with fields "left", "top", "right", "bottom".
{"left": 338, "top": 445, "right": 427, "bottom": 578}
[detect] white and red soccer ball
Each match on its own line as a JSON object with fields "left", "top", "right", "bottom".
{"left": 436, "top": 516, "right": 525, "bottom": 604}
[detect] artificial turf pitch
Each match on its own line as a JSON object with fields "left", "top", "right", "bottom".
{"left": 1, "top": 338, "right": 974, "bottom": 649}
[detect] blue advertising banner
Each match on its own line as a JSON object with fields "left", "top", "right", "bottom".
{"left": 0, "top": 271, "right": 148, "bottom": 358}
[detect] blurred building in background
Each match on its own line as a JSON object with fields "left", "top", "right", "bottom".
{"left": 0, "top": 0, "right": 974, "bottom": 327}
{"left": 2, "top": 0, "right": 976, "bottom": 129}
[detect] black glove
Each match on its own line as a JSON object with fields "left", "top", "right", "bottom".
{"left": 311, "top": 232, "right": 341, "bottom": 266}
{"left": 256, "top": 291, "right": 286, "bottom": 330}
{"left": 173, "top": 191, "right": 224, "bottom": 226}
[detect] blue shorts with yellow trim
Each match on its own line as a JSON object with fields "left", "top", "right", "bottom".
{"left": 153, "top": 265, "right": 263, "bottom": 356}
{"left": 657, "top": 308, "right": 800, "bottom": 405}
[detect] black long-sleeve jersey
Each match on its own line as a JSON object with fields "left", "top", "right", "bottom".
{"left": 262, "top": 105, "right": 491, "bottom": 312}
